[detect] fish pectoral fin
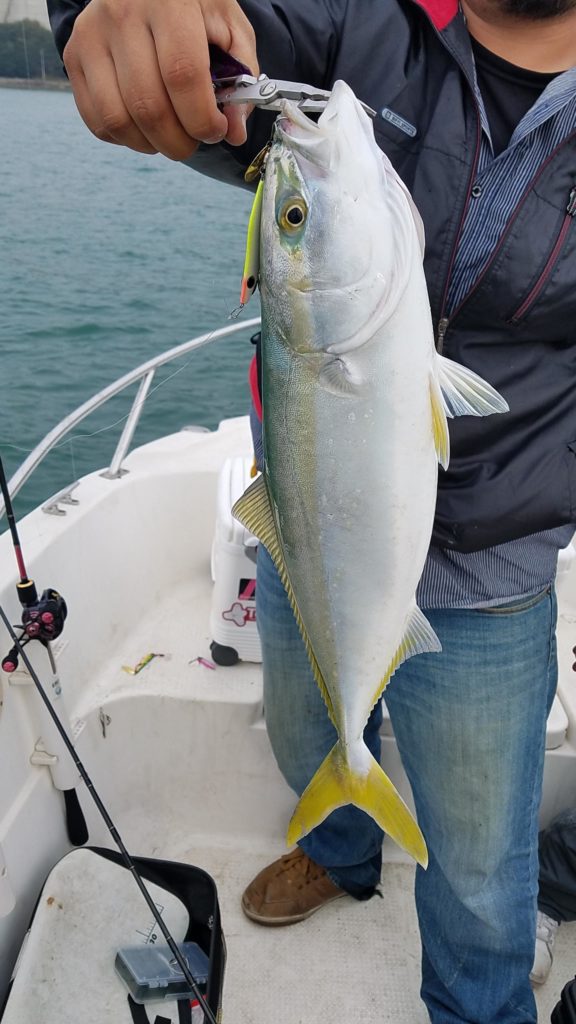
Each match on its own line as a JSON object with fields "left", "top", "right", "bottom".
{"left": 429, "top": 373, "right": 450, "bottom": 470}
{"left": 370, "top": 604, "right": 441, "bottom": 710}
{"left": 318, "top": 356, "right": 365, "bottom": 396}
{"left": 436, "top": 354, "right": 509, "bottom": 418}
{"left": 287, "top": 741, "right": 428, "bottom": 868}
{"left": 233, "top": 475, "right": 337, "bottom": 725}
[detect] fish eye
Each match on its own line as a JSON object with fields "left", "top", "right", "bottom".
{"left": 278, "top": 198, "right": 307, "bottom": 232}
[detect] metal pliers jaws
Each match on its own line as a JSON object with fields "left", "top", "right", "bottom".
{"left": 213, "top": 72, "right": 376, "bottom": 117}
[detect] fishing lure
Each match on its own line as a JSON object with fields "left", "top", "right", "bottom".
{"left": 121, "top": 652, "right": 165, "bottom": 676}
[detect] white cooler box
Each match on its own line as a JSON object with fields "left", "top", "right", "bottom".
{"left": 209, "top": 456, "right": 262, "bottom": 665}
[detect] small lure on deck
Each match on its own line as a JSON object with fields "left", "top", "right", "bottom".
{"left": 121, "top": 652, "right": 165, "bottom": 676}
{"left": 189, "top": 656, "right": 217, "bottom": 670}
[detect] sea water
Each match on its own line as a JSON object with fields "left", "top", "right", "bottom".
{"left": 1, "top": 86, "right": 258, "bottom": 518}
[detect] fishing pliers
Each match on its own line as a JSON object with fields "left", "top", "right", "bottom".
{"left": 209, "top": 44, "right": 376, "bottom": 117}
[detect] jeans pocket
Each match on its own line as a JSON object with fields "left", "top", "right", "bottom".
{"left": 474, "top": 586, "right": 551, "bottom": 616}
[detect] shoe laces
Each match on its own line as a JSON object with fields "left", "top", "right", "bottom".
{"left": 281, "top": 849, "right": 325, "bottom": 886}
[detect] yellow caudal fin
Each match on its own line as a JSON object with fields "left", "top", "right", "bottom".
{"left": 287, "top": 741, "right": 428, "bottom": 868}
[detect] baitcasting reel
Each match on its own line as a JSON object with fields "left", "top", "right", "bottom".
{"left": 2, "top": 582, "right": 67, "bottom": 673}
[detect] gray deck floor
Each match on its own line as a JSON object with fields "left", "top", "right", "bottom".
{"left": 163, "top": 838, "right": 576, "bottom": 1023}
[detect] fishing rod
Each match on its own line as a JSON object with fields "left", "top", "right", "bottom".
{"left": 0, "top": 456, "right": 65, "bottom": 644}
{"left": 0, "top": 457, "right": 218, "bottom": 1024}
{"left": 0, "top": 456, "right": 88, "bottom": 847}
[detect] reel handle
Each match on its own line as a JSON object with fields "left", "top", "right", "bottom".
{"left": 2, "top": 646, "right": 19, "bottom": 673}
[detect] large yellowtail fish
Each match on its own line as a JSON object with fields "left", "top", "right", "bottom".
{"left": 233, "top": 81, "right": 508, "bottom": 867}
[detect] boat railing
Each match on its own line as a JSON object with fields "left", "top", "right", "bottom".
{"left": 1, "top": 317, "right": 261, "bottom": 521}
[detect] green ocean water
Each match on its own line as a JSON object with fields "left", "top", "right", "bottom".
{"left": 1, "top": 87, "right": 258, "bottom": 519}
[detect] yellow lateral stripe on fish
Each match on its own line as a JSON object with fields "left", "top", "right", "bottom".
{"left": 240, "top": 178, "right": 264, "bottom": 305}
{"left": 233, "top": 474, "right": 337, "bottom": 726}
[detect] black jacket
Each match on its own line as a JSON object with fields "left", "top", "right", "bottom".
{"left": 48, "top": 0, "right": 576, "bottom": 552}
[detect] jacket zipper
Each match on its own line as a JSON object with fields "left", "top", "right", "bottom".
{"left": 436, "top": 137, "right": 576, "bottom": 351}
{"left": 435, "top": 108, "right": 482, "bottom": 355}
{"left": 435, "top": 84, "right": 483, "bottom": 355}
{"left": 437, "top": 316, "right": 450, "bottom": 354}
{"left": 507, "top": 186, "right": 576, "bottom": 324}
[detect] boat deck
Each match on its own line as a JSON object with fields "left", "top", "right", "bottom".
{"left": 100, "top": 828, "right": 576, "bottom": 1023}
{"left": 73, "top": 563, "right": 576, "bottom": 1023}
{"left": 3, "top": 425, "right": 576, "bottom": 1021}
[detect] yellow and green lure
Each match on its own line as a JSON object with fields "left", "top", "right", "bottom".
{"left": 240, "top": 176, "right": 264, "bottom": 306}
{"left": 240, "top": 140, "right": 271, "bottom": 306}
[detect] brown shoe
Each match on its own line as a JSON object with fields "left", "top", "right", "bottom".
{"left": 241, "top": 848, "right": 347, "bottom": 925}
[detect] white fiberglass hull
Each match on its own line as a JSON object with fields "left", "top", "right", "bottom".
{"left": 0, "top": 419, "right": 575, "bottom": 1021}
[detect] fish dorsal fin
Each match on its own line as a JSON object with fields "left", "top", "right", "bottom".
{"left": 429, "top": 373, "right": 450, "bottom": 470}
{"left": 368, "top": 603, "right": 441, "bottom": 712}
{"left": 436, "top": 354, "right": 509, "bottom": 418}
{"left": 232, "top": 475, "right": 337, "bottom": 725}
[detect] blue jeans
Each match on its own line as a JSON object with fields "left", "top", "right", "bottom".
{"left": 256, "top": 544, "right": 558, "bottom": 1024}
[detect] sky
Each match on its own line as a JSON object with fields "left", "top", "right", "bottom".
{"left": 0, "top": 0, "right": 50, "bottom": 28}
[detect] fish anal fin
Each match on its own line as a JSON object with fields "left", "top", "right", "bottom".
{"left": 429, "top": 373, "right": 450, "bottom": 470}
{"left": 368, "top": 604, "right": 441, "bottom": 712}
{"left": 287, "top": 740, "right": 428, "bottom": 868}
{"left": 232, "top": 475, "right": 337, "bottom": 725}
{"left": 437, "top": 354, "right": 509, "bottom": 418}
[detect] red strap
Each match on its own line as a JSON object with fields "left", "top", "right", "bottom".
{"left": 249, "top": 354, "right": 262, "bottom": 421}
{"left": 412, "top": 0, "right": 458, "bottom": 29}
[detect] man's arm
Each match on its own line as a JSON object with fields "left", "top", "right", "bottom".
{"left": 47, "top": 0, "right": 342, "bottom": 167}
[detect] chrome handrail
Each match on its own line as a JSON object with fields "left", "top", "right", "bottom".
{"left": 1, "top": 317, "right": 261, "bottom": 520}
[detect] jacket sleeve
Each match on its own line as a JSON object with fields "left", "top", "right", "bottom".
{"left": 46, "top": 0, "right": 345, "bottom": 188}
{"left": 47, "top": 0, "right": 88, "bottom": 58}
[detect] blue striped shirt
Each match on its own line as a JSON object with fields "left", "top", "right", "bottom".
{"left": 418, "top": 51, "right": 576, "bottom": 609}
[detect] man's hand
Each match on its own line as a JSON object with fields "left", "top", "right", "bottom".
{"left": 63, "top": 0, "right": 258, "bottom": 159}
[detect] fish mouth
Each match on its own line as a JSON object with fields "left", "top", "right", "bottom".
{"left": 275, "top": 105, "right": 330, "bottom": 171}
{"left": 277, "top": 99, "right": 321, "bottom": 137}
{"left": 274, "top": 80, "right": 374, "bottom": 175}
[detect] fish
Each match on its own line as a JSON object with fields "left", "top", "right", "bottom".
{"left": 233, "top": 80, "right": 508, "bottom": 867}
